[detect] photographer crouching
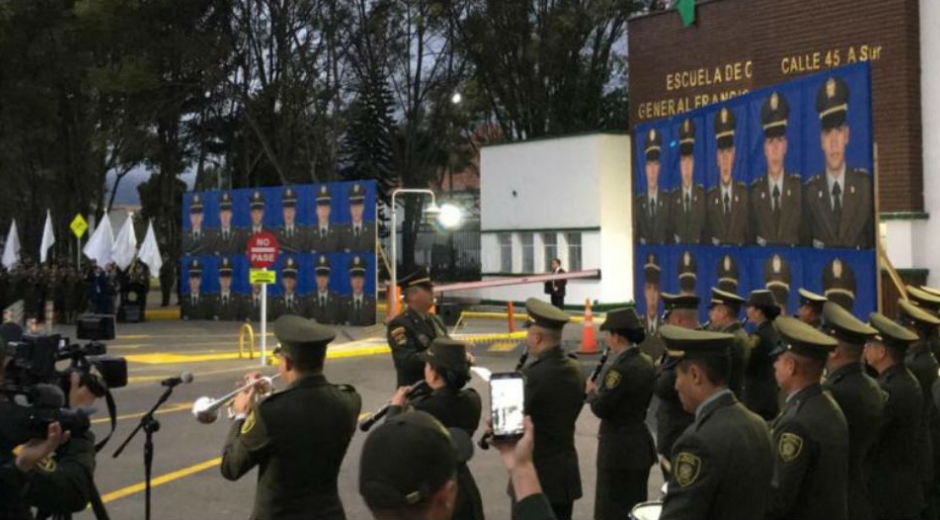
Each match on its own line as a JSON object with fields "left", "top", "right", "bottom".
{"left": 1, "top": 317, "right": 124, "bottom": 520}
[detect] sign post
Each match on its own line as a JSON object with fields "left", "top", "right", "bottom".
{"left": 247, "top": 232, "right": 279, "bottom": 367}
{"left": 70, "top": 214, "right": 88, "bottom": 269}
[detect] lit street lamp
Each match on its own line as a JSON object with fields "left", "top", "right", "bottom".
{"left": 389, "top": 189, "right": 463, "bottom": 302}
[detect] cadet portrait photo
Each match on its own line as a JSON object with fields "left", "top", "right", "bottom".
{"left": 635, "top": 127, "right": 669, "bottom": 245}
{"left": 310, "top": 185, "right": 340, "bottom": 253}
{"left": 213, "top": 192, "right": 245, "bottom": 255}
{"left": 671, "top": 118, "right": 706, "bottom": 244}
{"left": 804, "top": 76, "right": 874, "bottom": 249}
{"left": 706, "top": 107, "right": 748, "bottom": 245}
{"left": 750, "top": 91, "right": 802, "bottom": 247}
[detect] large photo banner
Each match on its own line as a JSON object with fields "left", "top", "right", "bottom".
{"left": 179, "top": 181, "right": 378, "bottom": 326}
{"left": 633, "top": 63, "right": 876, "bottom": 324}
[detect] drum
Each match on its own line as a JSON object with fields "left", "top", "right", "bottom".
{"left": 630, "top": 501, "right": 663, "bottom": 520}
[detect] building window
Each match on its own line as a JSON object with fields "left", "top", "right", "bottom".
{"left": 566, "top": 232, "right": 582, "bottom": 271}
{"left": 543, "top": 233, "right": 558, "bottom": 271}
{"left": 499, "top": 233, "right": 512, "bottom": 272}
{"left": 520, "top": 232, "right": 534, "bottom": 273}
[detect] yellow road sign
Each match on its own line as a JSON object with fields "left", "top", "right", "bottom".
{"left": 250, "top": 268, "right": 276, "bottom": 284}
{"left": 70, "top": 214, "right": 88, "bottom": 238}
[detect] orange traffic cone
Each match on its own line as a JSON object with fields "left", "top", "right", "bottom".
{"left": 577, "top": 298, "right": 599, "bottom": 354}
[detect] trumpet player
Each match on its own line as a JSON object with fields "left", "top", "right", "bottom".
{"left": 385, "top": 338, "right": 483, "bottom": 520}
{"left": 221, "top": 315, "right": 362, "bottom": 520}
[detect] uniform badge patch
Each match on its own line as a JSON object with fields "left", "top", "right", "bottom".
{"left": 37, "top": 455, "right": 57, "bottom": 473}
{"left": 779, "top": 432, "right": 803, "bottom": 462}
{"left": 241, "top": 410, "right": 257, "bottom": 435}
{"left": 604, "top": 370, "right": 622, "bottom": 390}
{"left": 674, "top": 452, "right": 701, "bottom": 487}
{"left": 391, "top": 327, "right": 407, "bottom": 346}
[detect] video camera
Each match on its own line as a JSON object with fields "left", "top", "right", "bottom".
{"left": 1, "top": 315, "right": 126, "bottom": 450}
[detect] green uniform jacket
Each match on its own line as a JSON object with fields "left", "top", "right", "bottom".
{"left": 588, "top": 348, "right": 657, "bottom": 520}
{"left": 221, "top": 374, "right": 361, "bottom": 520}
{"left": 870, "top": 364, "right": 925, "bottom": 519}
{"left": 768, "top": 384, "right": 849, "bottom": 520}
{"left": 512, "top": 493, "right": 557, "bottom": 520}
{"left": 389, "top": 387, "right": 483, "bottom": 520}
{"left": 386, "top": 309, "right": 449, "bottom": 387}
{"left": 25, "top": 431, "right": 97, "bottom": 516}
{"left": 654, "top": 366, "right": 693, "bottom": 459}
{"left": 522, "top": 346, "right": 585, "bottom": 505}
{"left": 716, "top": 321, "right": 749, "bottom": 399}
{"left": 744, "top": 320, "right": 779, "bottom": 420}
{"left": 905, "top": 342, "right": 939, "bottom": 491}
{"left": 661, "top": 390, "right": 774, "bottom": 520}
{"left": 804, "top": 169, "right": 874, "bottom": 249}
{"left": 823, "top": 363, "right": 886, "bottom": 520}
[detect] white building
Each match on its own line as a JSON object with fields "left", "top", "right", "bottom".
{"left": 461, "top": 133, "right": 633, "bottom": 308}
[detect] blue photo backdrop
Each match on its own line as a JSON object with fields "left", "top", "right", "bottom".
{"left": 178, "top": 181, "right": 378, "bottom": 325}
{"left": 633, "top": 63, "right": 877, "bottom": 323}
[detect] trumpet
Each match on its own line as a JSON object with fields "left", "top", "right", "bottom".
{"left": 359, "top": 381, "right": 429, "bottom": 432}
{"left": 191, "top": 373, "right": 281, "bottom": 424}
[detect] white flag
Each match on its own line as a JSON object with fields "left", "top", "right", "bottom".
{"left": 2, "top": 220, "right": 21, "bottom": 269}
{"left": 111, "top": 214, "right": 138, "bottom": 270}
{"left": 138, "top": 220, "right": 163, "bottom": 276}
{"left": 40, "top": 209, "right": 56, "bottom": 264}
{"left": 83, "top": 215, "right": 114, "bottom": 267}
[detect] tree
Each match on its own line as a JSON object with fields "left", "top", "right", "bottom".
{"left": 449, "top": 0, "right": 635, "bottom": 140}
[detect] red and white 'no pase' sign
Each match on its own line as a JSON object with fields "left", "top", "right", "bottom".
{"left": 247, "top": 232, "right": 280, "bottom": 269}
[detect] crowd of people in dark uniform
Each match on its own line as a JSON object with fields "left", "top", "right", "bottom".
{"left": 0, "top": 259, "right": 153, "bottom": 323}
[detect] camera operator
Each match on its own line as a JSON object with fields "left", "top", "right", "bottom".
{"left": 1, "top": 344, "right": 71, "bottom": 520}
{"left": 26, "top": 372, "right": 102, "bottom": 520}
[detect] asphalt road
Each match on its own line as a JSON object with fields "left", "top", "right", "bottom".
{"left": 36, "top": 318, "right": 667, "bottom": 520}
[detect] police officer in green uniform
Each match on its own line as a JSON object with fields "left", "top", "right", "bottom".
{"left": 715, "top": 253, "right": 739, "bottom": 294}
{"left": 635, "top": 127, "right": 668, "bottom": 245}
{"left": 222, "top": 315, "right": 362, "bottom": 519}
{"left": 386, "top": 338, "right": 483, "bottom": 520}
{"left": 386, "top": 268, "right": 449, "bottom": 387}
{"left": 900, "top": 298, "right": 940, "bottom": 517}
{"left": 751, "top": 91, "right": 803, "bottom": 247}
{"left": 276, "top": 187, "right": 305, "bottom": 254}
{"left": 653, "top": 293, "right": 699, "bottom": 479}
{"left": 743, "top": 289, "right": 782, "bottom": 420}
{"left": 182, "top": 194, "right": 211, "bottom": 255}
{"left": 181, "top": 259, "right": 213, "bottom": 320}
{"left": 659, "top": 325, "right": 775, "bottom": 520}
{"left": 706, "top": 107, "right": 749, "bottom": 246}
{"left": 518, "top": 298, "right": 584, "bottom": 520}
{"left": 797, "top": 288, "right": 827, "bottom": 329}
{"left": 677, "top": 250, "right": 697, "bottom": 294}
{"left": 247, "top": 191, "right": 268, "bottom": 236}
{"left": 639, "top": 254, "right": 665, "bottom": 360}
{"left": 309, "top": 185, "right": 340, "bottom": 253}
{"left": 585, "top": 307, "right": 656, "bottom": 520}
{"left": 706, "top": 287, "right": 749, "bottom": 398}
{"left": 214, "top": 191, "right": 245, "bottom": 255}
{"left": 821, "top": 301, "right": 885, "bottom": 520}
{"left": 342, "top": 256, "right": 376, "bottom": 326}
{"left": 272, "top": 257, "right": 306, "bottom": 319}
{"left": 866, "top": 312, "right": 926, "bottom": 520}
{"left": 767, "top": 316, "right": 848, "bottom": 520}
{"left": 213, "top": 257, "right": 245, "bottom": 321}
{"left": 908, "top": 285, "right": 940, "bottom": 359}
{"left": 764, "top": 253, "right": 792, "bottom": 315}
{"left": 805, "top": 76, "right": 874, "bottom": 249}
{"left": 359, "top": 411, "right": 557, "bottom": 520}
{"left": 671, "top": 118, "right": 706, "bottom": 244}
{"left": 823, "top": 257, "right": 858, "bottom": 312}
{"left": 340, "top": 183, "right": 375, "bottom": 252}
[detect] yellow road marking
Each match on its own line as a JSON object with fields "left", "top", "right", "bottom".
{"left": 124, "top": 344, "right": 391, "bottom": 364}
{"left": 100, "top": 411, "right": 375, "bottom": 504}
{"left": 487, "top": 341, "right": 520, "bottom": 352}
{"left": 101, "top": 457, "right": 223, "bottom": 504}
{"left": 116, "top": 332, "right": 276, "bottom": 341}
{"left": 127, "top": 365, "right": 267, "bottom": 384}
